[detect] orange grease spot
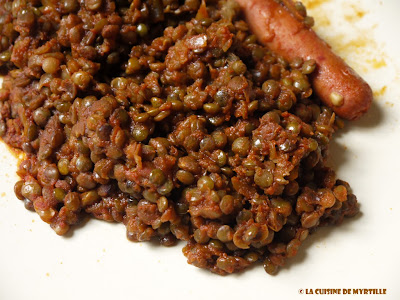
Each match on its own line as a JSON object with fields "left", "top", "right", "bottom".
{"left": 302, "top": 0, "right": 329, "bottom": 10}
{"left": 385, "top": 102, "right": 394, "bottom": 108}
{"left": 344, "top": 5, "right": 366, "bottom": 23}
{"left": 367, "top": 58, "right": 387, "bottom": 69}
{"left": 373, "top": 86, "right": 387, "bottom": 98}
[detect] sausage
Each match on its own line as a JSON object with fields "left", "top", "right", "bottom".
{"left": 235, "top": 0, "right": 373, "bottom": 120}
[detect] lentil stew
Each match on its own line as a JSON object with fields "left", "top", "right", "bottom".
{"left": 0, "top": 0, "right": 359, "bottom": 275}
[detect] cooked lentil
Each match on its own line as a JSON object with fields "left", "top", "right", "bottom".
{"left": 0, "top": 0, "right": 359, "bottom": 275}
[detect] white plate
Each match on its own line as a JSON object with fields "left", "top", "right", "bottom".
{"left": 1, "top": 1, "right": 400, "bottom": 299}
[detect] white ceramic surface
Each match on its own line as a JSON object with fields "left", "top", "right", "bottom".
{"left": 1, "top": 1, "right": 399, "bottom": 299}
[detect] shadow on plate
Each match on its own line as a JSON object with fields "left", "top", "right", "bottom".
{"left": 281, "top": 211, "right": 363, "bottom": 273}
{"left": 62, "top": 215, "right": 93, "bottom": 238}
{"left": 62, "top": 215, "right": 124, "bottom": 238}
{"left": 336, "top": 100, "right": 384, "bottom": 137}
{"left": 329, "top": 100, "right": 383, "bottom": 176}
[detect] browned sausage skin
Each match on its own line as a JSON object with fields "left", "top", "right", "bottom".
{"left": 235, "top": 0, "right": 373, "bottom": 120}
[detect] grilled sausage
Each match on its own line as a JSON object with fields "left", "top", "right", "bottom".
{"left": 235, "top": 0, "right": 373, "bottom": 120}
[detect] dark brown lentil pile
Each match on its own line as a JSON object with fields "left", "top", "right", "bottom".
{"left": 0, "top": 0, "right": 359, "bottom": 275}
